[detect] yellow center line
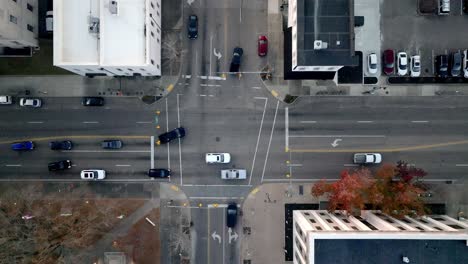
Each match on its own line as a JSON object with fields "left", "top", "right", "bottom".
{"left": 0, "top": 135, "right": 151, "bottom": 145}
{"left": 289, "top": 140, "right": 468, "bottom": 153}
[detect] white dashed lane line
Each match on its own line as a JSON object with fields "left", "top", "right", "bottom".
{"left": 82, "top": 121, "right": 99, "bottom": 124}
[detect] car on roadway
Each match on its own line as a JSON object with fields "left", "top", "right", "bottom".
{"left": 48, "top": 160, "right": 72, "bottom": 171}
{"left": 11, "top": 141, "right": 34, "bottom": 151}
{"left": 258, "top": 35, "right": 268, "bottom": 56}
{"left": 382, "top": 49, "right": 394, "bottom": 75}
{"left": 46, "top": 10, "right": 53, "bottom": 32}
{"left": 0, "top": 95, "right": 13, "bottom": 105}
{"left": 229, "top": 47, "right": 244, "bottom": 73}
{"left": 101, "top": 140, "right": 123, "bottom": 149}
{"left": 187, "top": 15, "right": 198, "bottom": 39}
{"left": 80, "top": 170, "right": 106, "bottom": 180}
{"left": 82, "top": 97, "right": 104, "bottom": 106}
{"left": 410, "top": 55, "right": 421, "bottom": 77}
{"left": 397, "top": 52, "right": 408, "bottom": 76}
{"left": 226, "top": 203, "right": 238, "bottom": 228}
{"left": 221, "top": 169, "right": 247, "bottom": 180}
{"left": 19, "top": 98, "right": 42, "bottom": 108}
{"left": 148, "top": 168, "right": 171, "bottom": 178}
{"left": 49, "top": 140, "right": 73, "bottom": 150}
{"left": 206, "top": 153, "right": 231, "bottom": 164}
{"left": 463, "top": 50, "right": 468, "bottom": 78}
{"left": 158, "top": 127, "right": 186, "bottom": 144}
{"left": 451, "top": 51, "right": 462, "bottom": 77}
{"left": 353, "top": 153, "right": 382, "bottom": 164}
{"left": 367, "top": 53, "right": 378, "bottom": 75}
{"left": 436, "top": 54, "right": 449, "bottom": 77}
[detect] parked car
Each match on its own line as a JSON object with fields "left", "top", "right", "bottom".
{"left": 229, "top": 47, "right": 244, "bottom": 73}
{"left": 221, "top": 169, "right": 247, "bottom": 180}
{"left": 82, "top": 97, "right": 104, "bottom": 106}
{"left": 19, "top": 98, "right": 42, "bottom": 108}
{"left": 49, "top": 140, "right": 73, "bottom": 150}
{"left": 101, "top": 140, "right": 123, "bottom": 149}
{"left": 436, "top": 54, "right": 449, "bottom": 77}
{"left": 48, "top": 160, "right": 72, "bottom": 171}
{"left": 206, "top": 153, "right": 231, "bottom": 164}
{"left": 382, "top": 49, "right": 395, "bottom": 75}
{"left": 258, "top": 35, "right": 268, "bottom": 56}
{"left": 410, "top": 55, "right": 421, "bottom": 77}
{"left": 80, "top": 170, "right": 106, "bottom": 180}
{"left": 451, "top": 51, "right": 462, "bottom": 77}
{"left": 0, "top": 95, "right": 12, "bottom": 105}
{"left": 158, "top": 127, "right": 186, "bottom": 144}
{"left": 439, "top": 0, "right": 450, "bottom": 14}
{"left": 397, "top": 52, "right": 408, "bottom": 76}
{"left": 11, "top": 141, "right": 34, "bottom": 151}
{"left": 464, "top": 50, "right": 468, "bottom": 78}
{"left": 148, "top": 168, "right": 171, "bottom": 178}
{"left": 353, "top": 153, "right": 382, "bottom": 164}
{"left": 188, "top": 15, "right": 198, "bottom": 39}
{"left": 226, "top": 203, "right": 238, "bottom": 228}
{"left": 367, "top": 53, "right": 378, "bottom": 75}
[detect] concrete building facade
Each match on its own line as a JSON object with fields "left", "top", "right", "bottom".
{"left": 53, "top": 0, "right": 161, "bottom": 77}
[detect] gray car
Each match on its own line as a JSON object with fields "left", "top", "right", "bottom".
{"left": 451, "top": 51, "right": 462, "bottom": 77}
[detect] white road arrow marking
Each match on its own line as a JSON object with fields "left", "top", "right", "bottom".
{"left": 331, "top": 139, "right": 342, "bottom": 148}
{"left": 214, "top": 48, "right": 222, "bottom": 60}
{"left": 211, "top": 231, "right": 221, "bottom": 244}
{"left": 187, "top": 0, "right": 195, "bottom": 5}
{"left": 228, "top": 228, "right": 238, "bottom": 244}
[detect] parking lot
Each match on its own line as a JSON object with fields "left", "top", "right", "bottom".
{"left": 381, "top": 0, "right": 468, "bottom": 77}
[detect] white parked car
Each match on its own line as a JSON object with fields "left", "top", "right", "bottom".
{"left": 19, "top": 98, "right": 42, "bottom": 108}
{"left": 206, "top": 153, "right": 231, "bottom": 164}
{"left": 0, "top": 95, "right": 12, "bottom": 105}
{"left": 410, "top": 55, "right": 421, "bottom": 77}
{"left": 80, "top": 170, "right": 106, "bottom": 180}
{"left": 463, "top": 50, "right": 468, "bottom": 78}
{"left": 221, "top": 169, "right": 247, "bottom": 180}
{"left": 367, "top": 53, "right": 378, "bottom": 75}
{"left": 397, "top": 52, "right": 408, "bottom": 76}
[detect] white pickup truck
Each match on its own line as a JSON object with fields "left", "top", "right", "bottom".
{"left": 353, "top": 153, "right": 382, "bottom": 164}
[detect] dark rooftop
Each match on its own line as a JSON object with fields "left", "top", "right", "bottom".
{"left": 315, "top": 239, "right": 468, "bottom": 264}
{"left": 295, "top": 0, "right": 357, "bottom": 67}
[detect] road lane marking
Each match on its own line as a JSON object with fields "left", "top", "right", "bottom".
{"left": 251, "top": 86, "right": 261, "bottom": 89}
{"left": 136, "top": 121, "right": 152, "bottom": 124}
{"left": 27, "top": 121, "right": 44, "bottom": 124}
{"left": 249, "top": 97, "right": 268, "bottom": 185}
{"left": 289, "top": 139, "right": 468, "bottom": 153}
{"left": 0, "top": 179, "right": 157, "bottom": 182}
{"left": 177, "top": 94, "right": 181, "bottom": 127}
{"left": 357, "top": 121, "right": 374, "bottom": 123}
{"left": 151, "top": 136, "right": 154, "bottom": 169}
{"left": 254, "top": 96, "right": 267, "bottom": 100}
{"left": 0, "top": 135, "right": 150, "bottom": 145}
{"left": 287, "top": 164, "right": 303, "bottom": 167}
{"left": 63, "top": 150, "right": 150, "bottom": 153}
{"left": 82, "top": 121, "right": 99, "bottom": 124}
{"left": 289, "top": 135, "right": 386, "bottom": 138}
{"left": 263, "top": 179, "right": 339, "bottom": 182}
{"left": 261, "top": 101, "right": 279, "bottom": 183}
{"left": 344, "top": 164, "right": 359, "bottom": 167}
{"left": 455, "top": 164, "right": 468, "bottom": 167}
{"left": 200, "top": 94, "right": 207, "bottom": 97}
{"left": 300, "top": 121, "right": 317, "bottom": 124}
{"left": 165, "top": 98, "right": 171, "bottom": 172}
{"left": 200, "top": 84, "right": 221, "bottom": 87}
{"left": 411, "top": 121, "right": 429, "bottom": 123}
{"left": 179, "top": 137, "right": 183, "bottom": 185}
{"left": 5, "top": 164, "right": 22, "bottom": 167}
{"left": 183, "top": 184, "right": 252, "bottom": 187}
{"left": 116, "top": 164, "right": 131, "bottom": 167}
{"left": 285, "top": 107, "right": 289, "bottom": 152}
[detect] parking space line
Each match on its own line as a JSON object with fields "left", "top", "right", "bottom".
{"left": 285, "top": 107, "right": 289, "bottom": 151}
{"left": 261, "top": 101, "right": 279, "bottom": 182}
{"left": 432, "top": 50, "right": 435, "bottom": 75}
{"left": 115, "top": 164, "right": 131, "bottom": 167}
{"left": 151, "top": 136, "right": 154, "bottom": 169}
{"left": 179, "top": 138, "right": 183, "bottom": 185}
{"left": 177, "top": 94, "right": 181, "bottom": 127}
{"left": 300, "top": 120, "right": 317, "bottom": 124}
{"left": 249, "top": 97, "right": 268, "bottom": 185}
{"left": 136, "top": 121, "right": 152, "bottom": 124}
{"left": 287, "top": 164, "right": 303, "bottom": 167}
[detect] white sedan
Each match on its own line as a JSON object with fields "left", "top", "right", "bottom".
{"left": 397, "top": 52, "right": 408, "bottom": 76}
{"left": 19, "top": 98, "right": 42, "bottom": 108}
{"left": 410, "top": 55, "right": 421, "bottom": 77}
{"left": 80, "top": 170, "right": 106, "bottom": 180}
{"left": 367, "top": 53, "right": 378, "bottom": 75}
{"left": 205, "top": 153, "right": 231, "bottom": 164}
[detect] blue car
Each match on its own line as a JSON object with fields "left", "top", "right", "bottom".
{"left": 11, "top": 141, "right": 34, "bottom": 151}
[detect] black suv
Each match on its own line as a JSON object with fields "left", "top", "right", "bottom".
{"left": 436, "top": 55, "right": 448, "bottom": 77}
{"left": 82, "top": 97, "right": 104, "bottom": 106}
{"left": 158, "top": 127, "right": 186, "bottom": 144}
{"left": 48, "top": 160, "right": 72, "bottom": 171}
{"left": 226, "top": 203, "right": 238, "bottom": 228}
{"left": 188, "top": 15, "right": 198, "bottom": 39}
{"left": 148, "top": 168, "right": 171, "bottom": 178}
{"left": 49, "top": 140, "right": 73, "bottom": 150}
{"left": 229, "top": 47, "right": 243, "bottom": 73}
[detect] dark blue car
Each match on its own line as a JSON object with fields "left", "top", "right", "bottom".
{"left": 11, "top": 141, "right": 34, "bottom": 151}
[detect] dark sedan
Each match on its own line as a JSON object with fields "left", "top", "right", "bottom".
{"left": 48, "top": 160, "right": 72, "bottom": 171}
{"left": 226, "top": 203, "right": 238, "bottom": 228}
{"left": 82, "top": 97, "right": 104, "bottom": 106}
{"left": 188, "top": 15, "right": 198, "bottom": 39}
{"left": 148, "top": 168, "right": 171, "bottom": 178}
{"left": 101, "top": 140, "right": 123, "bottom": 149}
{"left": 49, "top": 141, "right": 73, "bottom": 150}
{"left": 158, "top": 127, "right": 185, "bottom": 144}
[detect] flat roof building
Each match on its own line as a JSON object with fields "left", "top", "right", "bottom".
{"left": 293, "top": 210, "right": 468, "bottom": 264}
{"left": 53, "top": 0, "right": 161, "bottom": 77}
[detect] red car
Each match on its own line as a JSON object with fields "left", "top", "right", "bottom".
{"left": 383, "top": 49, "right": 395, "bottom": 75}
{"left": 258, "top": 35, "right": 268, "bottom": 56}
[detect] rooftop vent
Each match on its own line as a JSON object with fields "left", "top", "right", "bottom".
{"left": 109, "top": 0, "right": 118, "bottom": 15}
{"left": 314, "top": 40, "right": 328, "bottom": 50}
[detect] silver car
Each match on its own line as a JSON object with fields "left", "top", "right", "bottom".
{"left": 206, "top": 153, "right": 231, "bottom": 164}
{"left": 19, "top": 98, "right": 42, "bottom": 108}
{"left": 221, "top": 169, "right": 247, "bottom": 180}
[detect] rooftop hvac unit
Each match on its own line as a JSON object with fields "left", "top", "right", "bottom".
{"left": 109, "top": 0, "right": 119, "bottom": 15}
{"left": 314, "top": 40, "right": 328, "bottom": 50}
{"left": 88, "top": 16, "right": 100, "bottom": 34}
